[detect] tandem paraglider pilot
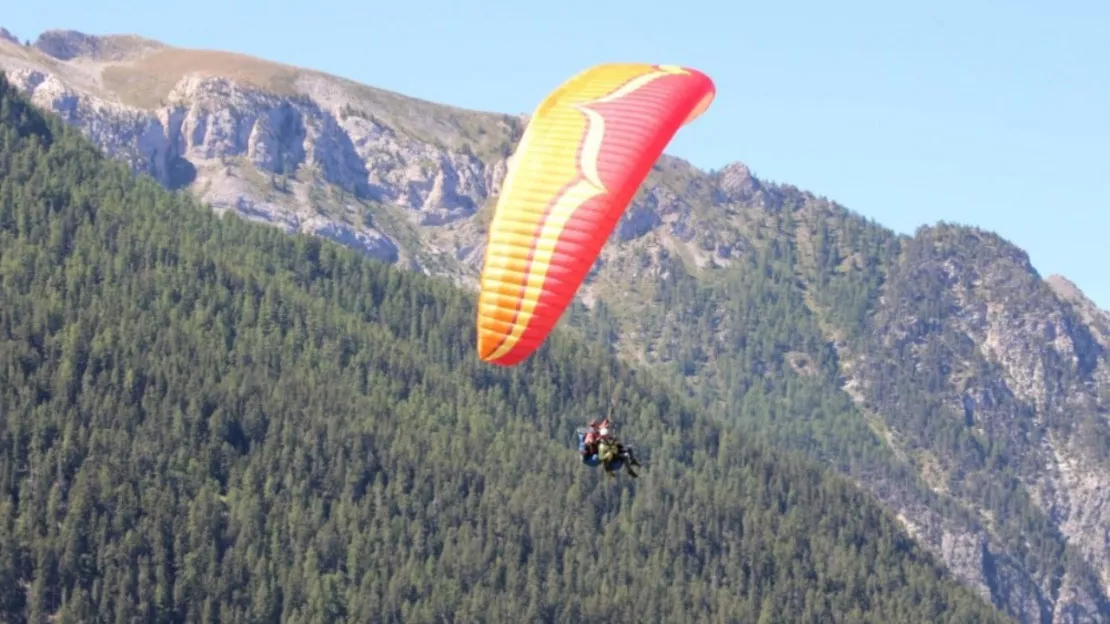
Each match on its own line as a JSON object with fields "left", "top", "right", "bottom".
{"left": 577, "top": 418, "right": 641, "bottom": 478}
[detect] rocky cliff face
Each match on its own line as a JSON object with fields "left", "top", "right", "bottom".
{"left": 2, "top": 27, "right": 1108, "bottom": 623}
{"left": 840, "top": 225, "right": 1110, "bottom": 622}
{"left": 0, "top": 29, "right": 521, "bottom": 276}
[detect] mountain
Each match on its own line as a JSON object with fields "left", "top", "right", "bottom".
{"left": 0, "top": 28, "right": 519, "bottom": 280}
{"left": 2, "top": 27, "right": 1108, "bottom": 623}
{"left": 0, "top": 70, "right": 1017, "bottom": 623}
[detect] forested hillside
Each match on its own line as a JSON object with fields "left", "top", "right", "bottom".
{"left": 0, "top": 73, "right": 1015, "bottom": 622}
{"left": 589, "top": 178, "right": 1110, "bottom": 621}
{"left": 3, "top": 30, "right": 1107, "bottom": 621}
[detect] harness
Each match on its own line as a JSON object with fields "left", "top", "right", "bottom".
{"left": 597, "top": 438, "right": 622, "bottom": 466}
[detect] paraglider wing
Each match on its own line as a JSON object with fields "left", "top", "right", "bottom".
{"left": 476, "top": 63, "right": 715, "bottom": 366}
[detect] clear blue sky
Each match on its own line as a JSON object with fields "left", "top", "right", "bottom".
{"left": 6, "top": 0, "right": 1109, "bottom": 308}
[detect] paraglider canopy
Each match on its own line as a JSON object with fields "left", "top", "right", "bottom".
{"left": 475, "top": 63, "right": 716, "bottom": 366}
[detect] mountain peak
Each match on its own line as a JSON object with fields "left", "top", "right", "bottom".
{"left": 1046, "top": 273, "right": 1108, "bottom": 314}
{"left": 714, "top": 160, "right": 762, "bottom": 201}
{"left": 32, "top": 28, "right": 164, "bottom": 62}
{"left": 1047, "top": 273, "right": 1110, "bottom": 345}
{"left": 0, "top": 28, "right": 18, "bottom": 46}
{"left": 1047, "top": 273, "right": 1086, "bottom": 302}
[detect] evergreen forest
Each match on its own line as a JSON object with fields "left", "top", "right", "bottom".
{"left": 0, "top": 73, "right": 1013, "bottom": 623}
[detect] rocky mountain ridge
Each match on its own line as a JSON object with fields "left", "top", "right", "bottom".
{"left": 2, "top": 27, "right": 1108, "bottom": 623}
{"left": 0, "top": 28, "right": 521, "bottom": 279}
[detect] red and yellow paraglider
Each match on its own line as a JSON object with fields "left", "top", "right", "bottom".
{"left": 476, "top": 63, "right": 715, "bottom": 366}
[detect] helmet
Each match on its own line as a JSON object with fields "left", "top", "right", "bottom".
{"left": 599, "top": 427, "right": 609, "bottom": 437}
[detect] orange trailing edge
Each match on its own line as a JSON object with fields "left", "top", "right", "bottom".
{"left": 476, "top": 63, "right": 716, "bottom": 366}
